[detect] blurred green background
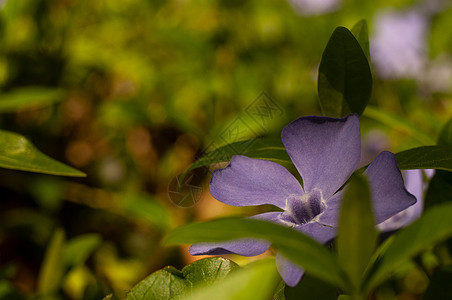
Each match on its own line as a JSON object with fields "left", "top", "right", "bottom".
{"left": 0, "top": 0, "right": 451, "bottom": 299}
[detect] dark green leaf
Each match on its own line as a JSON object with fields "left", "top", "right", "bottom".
{"left": 37, "top": 229, "right": 65, "bottom": 297}
{"left": 318, "top": 26, "right": 372, "bottom": 117}
{"left": 395, "top": 145, "right": 452, "bottom": 171}
{"left": 0, "top": 86, "right": 64, "bottom": 113}
{"left": 0, "top": 130, "right": 86, "bottom": 177}
{"left": 126, "top": 257, "right": 239, "bottom": 300}
{"left": 350, "top": 20, "right": 370, "bottom": 62}
{"left": 425, "top": 117, "right": 452, "bottom": 208}
{"left": 423, "top": 266, "right": 452, "bottom": 300}
{"left": 164, "top": 218, "right": 350, "bottom": 290}
{"left": 337, "top": 175, "right": 377, "bottom": 293}
{"left": 364, "top": 203, "right": 452, "bottom": 292}
{"left": 183, "top": 259, "right": 279, "bottom": 300}
{"left": 286, "top": 273, "right": 337, "bottom": 300}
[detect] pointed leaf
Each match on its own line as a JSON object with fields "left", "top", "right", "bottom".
{"left": 351, "top": 20, "right": 370, "bottom": 62}
{"left": 37, "top": 229, "right": 65, "bottom": 296}
{"left": 364, "top": 203, "right": 452, "bottom": 292}
{"left": 318, "top": 26, "right": 372, "bottom": 117}
{"left": 337, "top": 175, "right": 377, "bottom": 292}
{"left": 164, "top": 218, "right": 350, "bottom": 290}
{"left": 0, "top": 130, "right": 86, "bottom": 177}
{"left": 395, "top": 145, "right": 452, "bottom": 171}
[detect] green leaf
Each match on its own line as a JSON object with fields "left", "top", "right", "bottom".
{"left": 318, "top": 26, "right": 372, "bottom": 117}
{"left": 183, "top": 259, "right": 279, "bottom": 300}
{"left": 37, "top": 229, "right": 65, "bottom": 297}
{"left": 0, "top": 86, "right": 64, "bottom": 113}
{"left": 187, "top": 137, "right": 291, "bottom": 172}
{"left": 425, "top": 117, "right": 452, "bottom": 208}
{"left": 117, "top": 193, "right": 171, "bottom": 229}
{"left": 0, "top": 130, "right": 86, "bottom": 177}
{"left": 363, "top": 106, "right": 436, "bottom": 145}
{"left": 364, "top": 203, "right": 452, "bottom": 292}
{"left": 64, "top": 234, "right": 102, "bottom": 268}
{"left": 350, "top": 20, "right": 370, "bottom": 62}
{"left": 126, "top": 257, "right": 239, "bottom": 300}
{"left": 423, "top": 266, "right": 452, "bottom": 300}
{"left": 394, "top": 145, "right": 452, "bottom": 171}
{"left": 164, "top": 218, "right": 350, "bottom": 290}
{"left": 286, "top": 274, "right": 337, "bottom": 300}
{"left": 337, "top": 175, "right": 377, "bottom": 294}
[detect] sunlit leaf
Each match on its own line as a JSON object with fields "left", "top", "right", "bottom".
{"left": 0, "top": 130, "right": 86, "bottom": 177}
{"left": 364, "top": 203, "right": 452, "bottom": 292}
{"left": 0, "top": 86, "right": 64, "bottom": 113}
{"left": 164, "top": 218, "right": 350, "bottom": 290}
{"left": 318, "top": 26, "right": 372, "bottom": 117}
{"left": 126, "top": 257, "right": 239, "bottom": 300}
{"left": 337, "top": 175, "right": 377, "bottom": 293}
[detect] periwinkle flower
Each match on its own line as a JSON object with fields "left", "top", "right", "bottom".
{"left": 189, "top": 114, "right": 416, "bottom": 287}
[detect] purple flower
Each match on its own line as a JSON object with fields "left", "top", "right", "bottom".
{"left": 189, "top": 114, "right": 416, "bottom": 287}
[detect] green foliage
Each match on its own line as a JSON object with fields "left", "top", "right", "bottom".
{"left": 125, "top": 257, "right": 239, "bottom": 300}
{"left": 394, "top": 145, "right": 452, "bottom": 171}
{"left": 337, "top": 175, "right": 377, "bottom": 296}
{"left": 364, "top": 203, "right": 452, "bottom": 292}
{"left": 164, "top": 218, "right": 350, "bottom": 290}
{"left": 182, "top": 259, "right": 279, "bottom": 300}
{"left": 37, "top": 229, "right": 66, "bottom": 297}
{"left": 0, "top": 130, "right": 86, "bottom": 177}
{"left": 317, "top": 26, "right": 372, "bottom": 117}
{"left": 0, "top": 86, "right": 64, "bottom": 113}
{"left": 350, "top": 20, "right": 370, "bottom": 62}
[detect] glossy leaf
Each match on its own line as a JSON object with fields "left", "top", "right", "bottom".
{"left": 126, "top": 257, "right": 239, "bottom": 300}
{"left": 318, "top": 26, "right": 372, "bottom": 117}
{"left": 0, "top": 86, "right": 64, "bottom": 113}
{"left": 364, "top": 203, "right": 452, "bottom": 292}
{"left": 37, "top": 229, "right": 65, "bottom": 297}
{"left": 164, "top": 218, "right": 350, "bottom": 290}
{"left": 0, "top": 130, "right": 86, "bottom": 177}
{"left": 351, "top": 19, "right": 370, "bottom": 62}
{"left": 183, "top": 259, "right": 279, "bottom": 300}
{"left": 395, "top": 145, "right": 452, "bottom": 171}
{"left": 337, "top": 175, "right": 377, "bottom": 293}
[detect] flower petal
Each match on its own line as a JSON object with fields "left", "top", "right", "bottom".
{"left": 188, "top": 212, "right": 282, "bottom": 257}
{"left": 377, "top": 169, "right": 431, "bottom": 231}
{"left": 281, "top": 114, "right": 361, "bottom": 199}
{"left": 364, "top": 151, "right": 417, "bottom": 224}
{"left": 210, "top": 155, "right": 303, "bottom": 209}
{"left": 276, "top": 252, "right": 304, "bottom": 287}
{"left": 188, "top": 238, "right": 271, "bottom": 256}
